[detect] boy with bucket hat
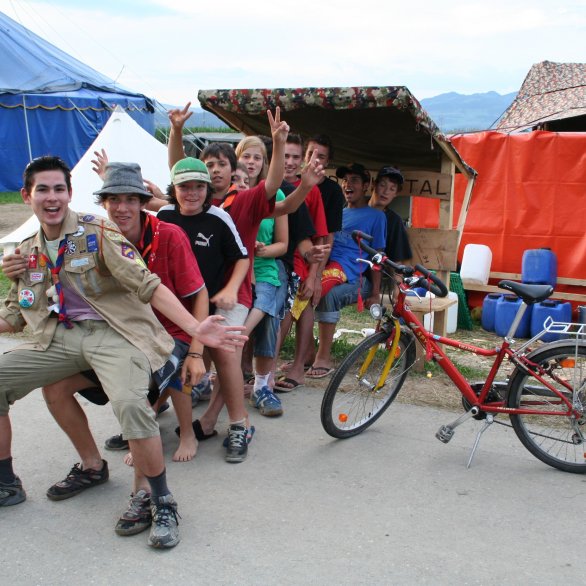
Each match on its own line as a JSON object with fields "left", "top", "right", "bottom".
{"left": 0, "top": 156, "right": 246, "bottom": 549}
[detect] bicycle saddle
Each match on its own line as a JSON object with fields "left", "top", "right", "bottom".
{"left": 498, "top": 280, "right": 554, "bottom": 304}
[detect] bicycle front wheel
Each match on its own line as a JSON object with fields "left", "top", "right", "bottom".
{"left": 321, "top": 329, "right": 416, "bottom": 438}
{"left": 507, "top": 342, "right": 586, "bottom": 473}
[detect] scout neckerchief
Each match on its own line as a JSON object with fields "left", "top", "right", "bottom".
{"left": 40, "top": 237, "right": 73, "bottom": 329}
{"left": 220, "top": 185, "right": 239, "bottom": 211}
{"left": 136, "top": 212, "right": 161, "bottom": 269}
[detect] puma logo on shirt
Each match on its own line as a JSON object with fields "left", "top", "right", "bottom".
{"left": 195, "top": 232, "right": 214, "bottom": 247}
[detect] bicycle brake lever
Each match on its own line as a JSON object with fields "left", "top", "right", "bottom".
{"left": 356, "top": 258, "right": 374, "bottom": 269}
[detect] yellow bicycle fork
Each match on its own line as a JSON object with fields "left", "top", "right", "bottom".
{"left": 358, "top": 319, "right": 402, "bottom": 390}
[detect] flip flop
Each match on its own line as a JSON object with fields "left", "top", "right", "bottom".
{"left": 305, "top": 366, "right": 335, "bottom": 379}
{"left": 274, "top": 377, "right": 303, "bottom": 392}
{"left": 175, "top": 419, "right": 218, "bottom": 440}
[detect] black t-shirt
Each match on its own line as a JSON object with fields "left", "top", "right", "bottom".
{"left": 157, "top": 205, "right": 247, "bottom": 299}
{"left": 317, "top": 176, "right": 344, "bottom": 233}
{"left": 278, "top": 180, "right": 316, "bottom": 273}
{"left": 384, "top": 208, "right": 412, "bottom": 262}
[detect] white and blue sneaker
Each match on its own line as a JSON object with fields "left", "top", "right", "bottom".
{"left": 249, "top": 386, "right": 283, "bottom": 417}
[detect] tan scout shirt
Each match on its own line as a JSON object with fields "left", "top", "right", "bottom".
{"left": 0, "top": 209, "right": 174, "bottom": 371}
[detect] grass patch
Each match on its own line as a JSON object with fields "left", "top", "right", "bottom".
{"left": 415, "top": 358, "right": 490, "bottom": 381}
{"left": 0, "top": 192, "right": 22, "bottom": 204}
{"left": 0, "top": 272, "right": 12, "bottom": 298}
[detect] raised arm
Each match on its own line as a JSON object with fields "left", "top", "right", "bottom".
{"left": 168, "top": 102, "right": 192, "bottom": 169}
{"left": 272, "top": 149, "right": 324, "bottom": 217}
{"left": 91, "top": 149, "right": 109, "bottom": 179}
{"left": 264, "top": 107, "right": 289, "bottom": 199}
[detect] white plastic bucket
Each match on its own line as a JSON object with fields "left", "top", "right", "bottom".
{"left": 446, "top": 291, "right": 459, "bottom": 334}
{"left": 460, "top": 244, "right": 492, "bottom": 285}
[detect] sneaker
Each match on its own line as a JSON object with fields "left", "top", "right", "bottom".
{"left": 115, "top": 489, "right": 152, "bottom": 536}
{"left": 46, "top": 460, "right": 109, "bottom": 501}
{"left": 249, "top": 386, "right": 283, "bottom": 417}
{"left": 225, "top": 424, "right": 249, "bottom": 463}
{"left": 191, "top": 377, "right": 212, "bottom": 408}
{"left": 222, "top": 425, "right": 255, "bottom": 448}
{"left": 104, "top": 434, "right": 129, "bottom": 451}
{"left": 148, "top": 493, "right": 180, "bottom": 549}
{"left": 0, "top": 476, "right": 26, "bottom": 507}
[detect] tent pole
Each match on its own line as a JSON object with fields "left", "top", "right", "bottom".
{"left": 68, "top": 98, "right": 101, "bottom": 134}
{"left": 22, "top": 95, "right": 33, "bottom": 162}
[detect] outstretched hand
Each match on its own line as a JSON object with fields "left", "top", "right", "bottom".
{"left": 168, "top": 102, "right": 193, "bottom": 130}
{"left": 301, "top": 148, "right": 325, "bottom": 188}
{"left": 267, "top": 107, "right": 289, "bottom": 147}
{"left": 195, "top": 315, "right": 248, "bottom": 352}
{"left": 91, "top": 149, "right": 109, "bottom": 179}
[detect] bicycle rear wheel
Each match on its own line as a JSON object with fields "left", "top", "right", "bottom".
{"left": 321, "top": 328, "right": 416, "bottom": 438}
{"left": 507, "top": 342, "right": 586, "bottom": 473}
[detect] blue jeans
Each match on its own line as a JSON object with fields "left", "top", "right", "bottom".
{"left": 253, "top": 261, "right": 289, "bottom": 358}
{"left": 315, "top": 278, "right": 373, "bottom": 324}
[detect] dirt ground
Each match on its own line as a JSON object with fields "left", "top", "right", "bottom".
{"left": 0, "top": 203, "right": 31, "bottom": 239}
{"left": 299, "top": 324, "right": 511, "bottom": 414}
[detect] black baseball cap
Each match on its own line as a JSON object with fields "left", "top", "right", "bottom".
{"left": 375, "top": 166, "right": 404, "bottom": 186}
{"left": 336, "top": 163, "right": 370, "bottom": 183}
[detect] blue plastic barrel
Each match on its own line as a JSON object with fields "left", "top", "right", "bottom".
{"left": 522, "top": 248, "right": 557, "bottom": 287}
{"left": 530, "top": 299, "right": 572, "bottom": 342}
{"left": 481, "top": 293, "right": 502, "bottom": 332}
{"left": 495, "top": 295, "right": 533, "bottom": 338}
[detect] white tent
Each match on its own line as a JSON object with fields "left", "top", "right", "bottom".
{"left": 1, "top": 107, "right": 169, "bottom": 244}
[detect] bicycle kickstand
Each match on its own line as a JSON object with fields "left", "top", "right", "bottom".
{"left": 466, "top": 414, "right": 495, "bottom": 469}
{"left": 435, "top": 407, "right": 480, "bottom": 444}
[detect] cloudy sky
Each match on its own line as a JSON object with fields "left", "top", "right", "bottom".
{"left": 1, "top": 0, "right": 584, "bottom": 106}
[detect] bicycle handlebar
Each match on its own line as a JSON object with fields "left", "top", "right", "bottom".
{"left": 351, "top": 230, "right": 448, "bottom": 298}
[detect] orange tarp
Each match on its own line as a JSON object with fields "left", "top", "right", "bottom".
{"left": 411, "top": 131, "right": 586, "bottom": 281}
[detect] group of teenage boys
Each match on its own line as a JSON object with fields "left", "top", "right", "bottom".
{"left": 0, "top": 105, "right": 411, "bottom": 550}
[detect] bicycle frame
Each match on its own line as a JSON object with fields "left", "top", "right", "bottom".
{"left": 382, "top": 283, "right": 578, "bottom": 419}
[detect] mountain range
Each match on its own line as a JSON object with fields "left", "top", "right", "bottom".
{"left": 420, "top": 91, "right": 517, "bottom": 132}
{"left": 155, "top": 91, "right": 517, "bottom": 134}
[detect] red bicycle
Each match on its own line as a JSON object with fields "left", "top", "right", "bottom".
{"left": 320, "top": 231, "right": 586, "bottom": 473}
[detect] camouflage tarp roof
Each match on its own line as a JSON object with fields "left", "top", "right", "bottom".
{"left": 198, "top": 86, "right": 475, "bottom": 177}
{"left": 495, "top": 61, "right": 586, "bottom": 132}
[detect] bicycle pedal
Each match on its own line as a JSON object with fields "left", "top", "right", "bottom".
{"left": 436, "top": 425, "right": 454, "bottom": 444}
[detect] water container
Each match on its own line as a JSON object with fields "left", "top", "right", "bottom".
{"left": 481, "top": 293, "right": 503, "bottom": 332}
{"left": 530, "top": 299, "right": 572, "bottom": 342}
{"left": 446, "top": 291, "right": 459, "bottom": 334}
{"left": 460, "top": 244, "right": 492, "bottom": 285}
{"left": 522, "top": 248, "right": 557, "bottom": 287}
{"left": 494, "top": 295, "right": 533, "bottom": 338}
{"left": 579, "top": 306, "right": 586, "bottom": 325}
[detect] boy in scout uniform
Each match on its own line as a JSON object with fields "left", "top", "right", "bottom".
{"left": 0, "top": 156, "right": 245, "bottom": 549}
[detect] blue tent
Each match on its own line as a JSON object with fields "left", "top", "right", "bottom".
{"left": 0, "top": 12, "right": 155, "bottom": 191}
